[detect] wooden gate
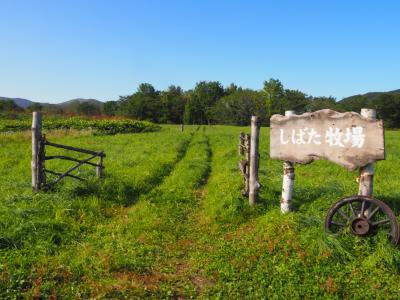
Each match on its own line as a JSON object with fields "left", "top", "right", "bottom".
{"left": 31, "top": 112, "right": 105, "bottom": 191}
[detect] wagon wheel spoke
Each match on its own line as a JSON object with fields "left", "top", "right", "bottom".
{"left": 337, "top": 208, "right": 350, "bottom": 222}
{"left": 331, "top": 221, "right": 346, "bottom": 227}
{"left": 348, "top": 202, "right": 356, "bottom": 218}
{"left": 367, "top": 205, "right": 381, "bottom": 221}
{"left": 372, "top": 219, "right": 390, "bottom": 226}
{"left": 359, "top": 200, "right": 366, "bottom": 217}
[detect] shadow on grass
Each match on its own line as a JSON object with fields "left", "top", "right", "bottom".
{"left": 291, "top": 181, "right": 347, "bottom": 211}
{"left": 254, "top": 181, "right": 346, "bottom": 216}
{"left": 375, "top": 194, "right": 400, "bottom": 214}
{"left": 47, "top": 133, "right": 194, "bottom": 207}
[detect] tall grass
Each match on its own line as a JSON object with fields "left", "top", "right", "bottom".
{"left": 1, "top": 125, "right": 400, "bottom": 298}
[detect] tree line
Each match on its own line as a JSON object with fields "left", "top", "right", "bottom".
{"left": 2, "top": 79, "right": 400, "bottom": 127}
{"left": 104, "top": 79, "right": 400, "bottom": 127}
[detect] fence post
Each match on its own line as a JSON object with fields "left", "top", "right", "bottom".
{"left": 239, "top": 132, "right": 245, "bottom": 155}
{"left": 281, "top": 110, "right": 296, "bottom": 213}
{"left": 245, "top": 134, "right": 250, "bottom": 194}
{"left": 181, "top": 124, "right": 184, "bottom": 132}
{"left": 249, "top": 116, "right": 260, "bottom": 206}
{"left": 96, "top": 155, "right": 103, "bottom": 178}
{"left": 32, "top": 112, "right": 43, "bottom": 191}
{"left": 358, "top": 108, "right": 376, "bottom": 196}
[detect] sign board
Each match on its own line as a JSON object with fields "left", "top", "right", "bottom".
{"left": 270, "top": 109, "right": 385, "bottom": 171}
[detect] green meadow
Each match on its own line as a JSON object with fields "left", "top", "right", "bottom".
{"left": 1, "top": 125, "right": 400, "bottom": 299}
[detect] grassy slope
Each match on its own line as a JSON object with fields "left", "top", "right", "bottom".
{"left": 1, "top": 126, "right": 400, "bottom": 298}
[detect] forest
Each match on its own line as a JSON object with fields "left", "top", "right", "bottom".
{"left": 1, "top": 79, "right": 400, "bottom": 127}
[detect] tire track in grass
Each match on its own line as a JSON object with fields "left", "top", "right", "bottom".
{"left": 85, "top": 129, "right": 211, "bottom": 299}
{"left": 131, "top": 128, "right": 214, "bottom": 299}
{"left": 15, "top": 129, "right": 196, "bottom": 299}
{"left": 27, "top": 129, "right": 211, "bottom": 299}
{"left": 66, "top": 129, "right": 196, "bottom": 208}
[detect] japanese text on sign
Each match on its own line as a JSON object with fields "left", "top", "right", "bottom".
{"left": 279, "top": 126, "right": 365, "bottom": 148}
{"left": 269, "top": 109, "right": 385, "bottom": 171}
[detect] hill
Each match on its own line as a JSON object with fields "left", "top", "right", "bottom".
{"left": 0, "top": 97, "right": 35, "bottom": 108}
{"left": 340, "top": 89, "right": 400, "bottom": 103}
{"left": 0, "top": 97, "right": 104, "bottom": 113}
{"left": 58, "top": 98, "right": 104, "bottom": 108}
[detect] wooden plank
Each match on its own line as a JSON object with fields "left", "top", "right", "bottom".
{"left": 45, "top": 155, "right": 103, "bottom": 168}
{"left": 270, "top": 109, "right": 385, "bottom": 171}
{"left": 45, "top": 141, "right": 105, "bottom": 157}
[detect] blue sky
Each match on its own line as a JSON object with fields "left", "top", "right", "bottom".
{"left": 0, "top": 0, "right": 399, "bottom": 103}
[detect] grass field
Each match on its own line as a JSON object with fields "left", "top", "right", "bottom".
{"left": 1, "top": 125, "right": 400, "bottom": 298}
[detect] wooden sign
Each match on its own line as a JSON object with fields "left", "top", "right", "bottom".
{"left": 270, "top": 109, "right": 385, "bottom": 171}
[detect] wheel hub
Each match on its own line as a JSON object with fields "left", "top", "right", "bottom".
{"left": 351, "top": 218, "right": 370, "bottom": 235}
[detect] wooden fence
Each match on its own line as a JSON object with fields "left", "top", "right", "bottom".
{"left": 31, "top": 112, "right": 105, "bottom": 191}
{"left": 238, "top": 116, "right": 260, "bottom": 206}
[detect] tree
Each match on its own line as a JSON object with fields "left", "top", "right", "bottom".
{"left": 103, "top": 101, "right": 120, "bottom": 116}
{"left": 211, "top": 90, "right": 267, "bottom": 125}
{"left": 159, "top": 85, "right": 186, "bottom": 123}
{"left": 27, "top": 103, "right": 43, "bottom": 112}
{"left": 262, "top": 78, "right": 286, "bottom": 120}
{"left": 122, "top": 83, "right": 162, "bottom": 122}
{"left": 339, "top": 95, "right": 372, "bottom": 112}
{"left": 307, "top": 96, "right": 338, "bottom": 111}
{"left": 76, "top": 102, "right": 101, "bottom": 116}
{"left": 0, "top": 100, "right": 24, "bottom": 116}
{"left": 225, "top": 83, "right": 240, "bottom": 95}
{"left": 374, "top": 94, "right": 400, "bottom": 128}
{"left": 188, "top": 81, "right": 225, "bottom": 124}
{"left": 284, "top": 89, "right": 309, "bottom": 113}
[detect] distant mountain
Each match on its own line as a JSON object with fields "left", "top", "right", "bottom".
{"left": 0, "top": 97, "right": 35, "bottom": 108}
{"left": 58, "top": 98, "right": 104, "bottom": 108}
{"left": 0, "top": 97, "right": 104, "bottom": 110}
{"left": 340, "top": 89, "right": 400, "bottom": 103}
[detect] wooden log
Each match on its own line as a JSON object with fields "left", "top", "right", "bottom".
{"left": 239, "top": 132, "right": 245, "bottom": 155}
{"left": 245, "top": 134, "right": 250, "bottom": 155}
{"left": 238, "top": 160, "right": 247, "bottom": 174}
{"left": 281, "top": 110, "right": 296, "bottom": 213}
{"left": 249, "top": 116, "right": 260, "bottom": 206}
{"left": 45, "top": 140, "right": 105, "bottom": 157}
{"left": 47, "top": 153, "right": 99, "bottom": 187}
{"left": 358, "top": 108, "right": 376, "bottom": 196}
{"left": 39, "top": 134, "right": 46, "bottom": 188}
{"left": 45, "top": 169, "right": 85, "bottom": 181}
{"left": 238, "top": 159, "right": 248, "bottom": 196}
{"left": 31, "top": 112, "right": 42, "bottom": 191}
{"left": 45, "top": 155, "right": 102, "bottom": 168}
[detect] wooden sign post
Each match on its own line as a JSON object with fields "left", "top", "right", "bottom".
{"left": 281, "top": 111, "right": 296, "bottom": 213}
{"left": 358, "top": 109, "right": 376, "bottom": 196}
{"left": 270, "top": 109, "right": 385, "bottom": 213}
{"left": 249, "top": 116, "right": 260, "bottom": 206}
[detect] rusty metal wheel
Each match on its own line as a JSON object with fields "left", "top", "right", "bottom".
{"left": 325, "top": 195, "right": 400, "bottom": 245}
